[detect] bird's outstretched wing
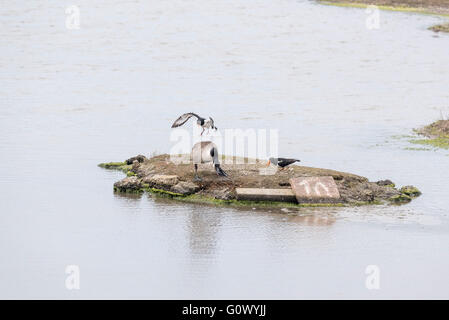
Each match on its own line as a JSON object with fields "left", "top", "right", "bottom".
{"left": 277, "top": 158, "right": 300, "bottom": 167}
{"left": 171, "top": 113, "right": 201, "bottom": 128}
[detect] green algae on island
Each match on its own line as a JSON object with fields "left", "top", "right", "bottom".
{"left": 99, "top": 154, "right": 421, "bottom": 208}
{"left": 411, "top": 120, "right": 449, "bottom": 150}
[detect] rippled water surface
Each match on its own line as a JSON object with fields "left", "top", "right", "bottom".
{"left": 1, "top": 0, "right": 449, "bottom": 298}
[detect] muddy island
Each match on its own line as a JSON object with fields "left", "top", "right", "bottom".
{"left": 411, "top": 119, "right": 449, "bottom": 149}
{"left": 99, "top": 154, "right": 421, "bottom": 208}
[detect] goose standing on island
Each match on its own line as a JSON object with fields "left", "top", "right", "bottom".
{"left": 191, "top": 141, "right": 227, "bottom": 180}
{"left": 171, "top": 112, "right": 218, "bottom": 135}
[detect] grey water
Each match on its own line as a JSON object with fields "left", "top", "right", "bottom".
{"left": 1, "top": 0, "right": 449, "bottom": 299}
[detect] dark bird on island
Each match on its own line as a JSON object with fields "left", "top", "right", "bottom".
{"left": 171, "top": 112, "right": 218, "bottom": 135}
{"left": 267, "top": 157, "right": 300, "bottom": 169}
{"left": 191, "top": 141, "right": 227, "bottom": 181}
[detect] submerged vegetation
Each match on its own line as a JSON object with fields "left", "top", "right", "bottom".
{"left": 409, "top": 137, "right": 449, "bottom": 149}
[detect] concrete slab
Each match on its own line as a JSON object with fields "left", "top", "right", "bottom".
{"left": 235, "top": 188, "right": 297, "bottom": 202}
{"left": 290, "top": 176, "right": 341, "bottom": 203}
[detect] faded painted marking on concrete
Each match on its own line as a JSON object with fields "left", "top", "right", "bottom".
{"left": 290, "top": 176, "right": 340, "bottom": 203}
{"left": 235, "top": 188, "right": 297, "bottom": 202}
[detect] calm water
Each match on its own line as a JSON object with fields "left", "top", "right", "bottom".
{"left": 1, "top": 0, "right": 449, "bottom": 299}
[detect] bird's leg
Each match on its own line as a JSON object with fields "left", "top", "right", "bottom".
{"left": 193, "top": 164, "right": 201, "bottom": 181}
{"left": 200, "top": 127, "right": 205, "bottom": 136}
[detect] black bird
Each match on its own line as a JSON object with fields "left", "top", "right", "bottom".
{"left": 171, "top": 112, "right": 218, "bottom": 135}
{"left": 267, "top": 157, "right": 300, "bottom": 169}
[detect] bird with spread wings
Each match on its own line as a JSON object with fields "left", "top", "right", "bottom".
{"left": 171, "top": 112, "right": 218, "bottom": 135}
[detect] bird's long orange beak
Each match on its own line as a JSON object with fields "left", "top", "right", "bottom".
{"left": 266, "top": 160, "right": 271, "bottom": 167}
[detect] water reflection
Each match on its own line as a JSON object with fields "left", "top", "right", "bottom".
{"left": 284, "top": 213, "right": 336, "bottom": 226}
{"left": 113, "top": 192, "right": 143, "bottom": 201}
{"left": 149, "top": 196, "right": 222, "bottom": 253}
{"left": 185, "top": 208, "right": 221, "bottom": 255}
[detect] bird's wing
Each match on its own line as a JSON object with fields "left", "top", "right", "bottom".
{"left": 171, "top": 113, "right": 200, "bottom": 128}
{"left": 277, "top": 158, "right": 300, "bottom": 162}
{"left": 278, "top": 158, "right": 300, "bottom": 166}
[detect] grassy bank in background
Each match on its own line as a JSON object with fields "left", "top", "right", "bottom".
{"left": 318, "top": 0, "right": 449, "bottom": 32}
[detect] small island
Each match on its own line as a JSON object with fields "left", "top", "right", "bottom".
{"left": 99, "top": 154, "right": 421, "bottom": 208}
{"left": 319, "top": 0, "right": 449, "bottom": 33}
{"left": 411, "top": 119, "right": 449, "bottom": 149}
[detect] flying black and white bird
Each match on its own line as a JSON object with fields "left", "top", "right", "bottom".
{"left": 191, "top": 141, "right": 227, "bottom": 180}
{"left": 171, "top": 112, "right": 218, "bottom": 135}
{"left": 267, "top": 157, "right": 300, "bottom": 169}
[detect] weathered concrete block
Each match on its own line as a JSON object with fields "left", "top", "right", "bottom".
{"left": 290, "top": 176, "right": 340, "bottom": 203}
{"left": 235, "top": 188, "right": 297, "bottom": 202}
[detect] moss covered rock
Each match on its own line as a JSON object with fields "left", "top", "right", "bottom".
{"left": 400, "top": 185, "right": 422, "bottom": 197}
{"left": 389, "top": 194, "right": 412, "bottom": 204}
{"left": 113, "top": 176, "right": 142, "bottom": 193}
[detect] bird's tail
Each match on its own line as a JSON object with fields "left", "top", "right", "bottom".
{"left": 215, "top": 164, "right": 227, "bottom": 177}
